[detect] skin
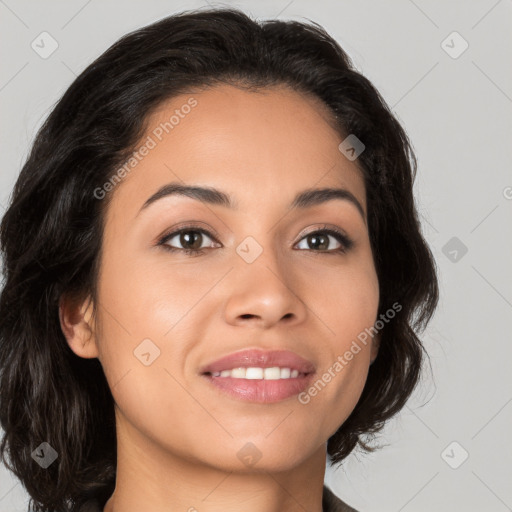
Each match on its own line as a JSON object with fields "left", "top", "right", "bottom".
{"left": 60, "top": 84, "right": 380, "bottom": 512}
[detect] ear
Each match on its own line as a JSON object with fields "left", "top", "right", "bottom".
{"left": 370, "top": 332, "right": 381, "bottom": 365}
{"left": 59, "top": 293, "right": 99, "bottom": 359}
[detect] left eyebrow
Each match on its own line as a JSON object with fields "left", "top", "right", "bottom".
{"left": 138, "top": 182, "right": 366, "bottom": 223}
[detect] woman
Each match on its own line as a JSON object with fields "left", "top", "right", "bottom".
{"left": 0, "top": 7, "right": 438, "bottom": 512}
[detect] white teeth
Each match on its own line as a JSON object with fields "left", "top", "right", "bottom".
{"left": 230, "top": 367, "right": 246, "bottom": 378}
{"left": 264, "top": 367, "right": 281, "bottom": 380}
{"left": 245, "top": 367, "right": 263, "bottom": 379}
{"left": 280, "top": 367, "right": 291, "bottom": 379}
{"left": 210, "top": 367, "right": 303, "bottom": 380}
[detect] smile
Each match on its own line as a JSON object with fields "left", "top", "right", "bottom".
{"left": 208, "top": 367, "right": 303, "bottom": 379}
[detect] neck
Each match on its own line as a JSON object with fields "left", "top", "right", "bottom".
{"left": 103, "top": 413, "right": 327, "bottom": 512}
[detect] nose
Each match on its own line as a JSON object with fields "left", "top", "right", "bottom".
{"left": 223, "top": 247, "right": 308, "bottom": 329}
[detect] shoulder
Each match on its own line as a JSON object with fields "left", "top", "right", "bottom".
{"left": 323, "top": 484, "right": 359, "bottom": 512}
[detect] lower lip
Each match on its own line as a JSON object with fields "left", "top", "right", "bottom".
{"left": 201, "top": 373, "right": 314, "bottom": 403}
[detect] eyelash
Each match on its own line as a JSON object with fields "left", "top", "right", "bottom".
{"left": 157, "top": 224, "right": 354, "bottom": 257}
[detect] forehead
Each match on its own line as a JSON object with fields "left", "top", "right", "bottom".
{"left": 107, "top": 84, "right": 366, "bottom": 219}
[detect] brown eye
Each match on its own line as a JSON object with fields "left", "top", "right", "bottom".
{"left": 177, "top": 231, "right": 204, "bottom": 250}
{"left": 295, "top": 229, "right": 353, "bottom": 253}
{"left": 305, "top": 233, "right": 331, "bottom": 251}
{"left": 159, "top": 227, "right": 219, "bottom": 255}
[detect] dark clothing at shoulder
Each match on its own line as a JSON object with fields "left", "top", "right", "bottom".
{"left": 76, "top": 500, "right": 103, "bottom": 512}
{"left": 78, "top": 484, "right": 358, "bottom": 512}
{"left": 322, "top": 484, "right": 359, "bottom": 511}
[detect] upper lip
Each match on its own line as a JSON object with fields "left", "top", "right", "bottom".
{"left": 200, "top": 349, "right": 316, "bottom": 374}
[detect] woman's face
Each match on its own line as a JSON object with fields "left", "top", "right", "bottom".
{"left": 69, "top": 84, "right": 380, "bottom": 472}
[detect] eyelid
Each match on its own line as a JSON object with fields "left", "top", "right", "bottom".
{"left": 157, "top": 221, "right": 354, "bottom": 254}
{"left": 157, "top": 221, "right": 221, "bottom": 244}
{"left": 294, "top": 224, "right": 354, "bottom": 253}
{"left": 295, "top": 223, "right": 351, "bottom": 243}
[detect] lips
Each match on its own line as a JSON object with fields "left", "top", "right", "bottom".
{"left": 199, "top": 348, "right": 316, "bottom": 375}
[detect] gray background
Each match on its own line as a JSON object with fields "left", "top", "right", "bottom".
{"left": 1, "top": 1, "right": 511, "bottom": 511}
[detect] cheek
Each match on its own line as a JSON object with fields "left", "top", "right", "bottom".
{"left": 308, "top": 256, "right": 380, "bottom": 343}
{"left": 93, "top": 252, "right": 219, "bottom": 391}
{"left": 330, "top": 279, "right": 379, "bottom": 347}
{"left": 97, "top": 249, "right": 210, "bottom": 337}
{"left": 298, "top": 261, "right": 379, "bottom": 426}
{"left": 92, "top": 259, "right": 206, "bottom": 441}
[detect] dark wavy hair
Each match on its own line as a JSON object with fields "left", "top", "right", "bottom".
{"left": 0, "top": 6, "right": 439, "bottom": 511}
